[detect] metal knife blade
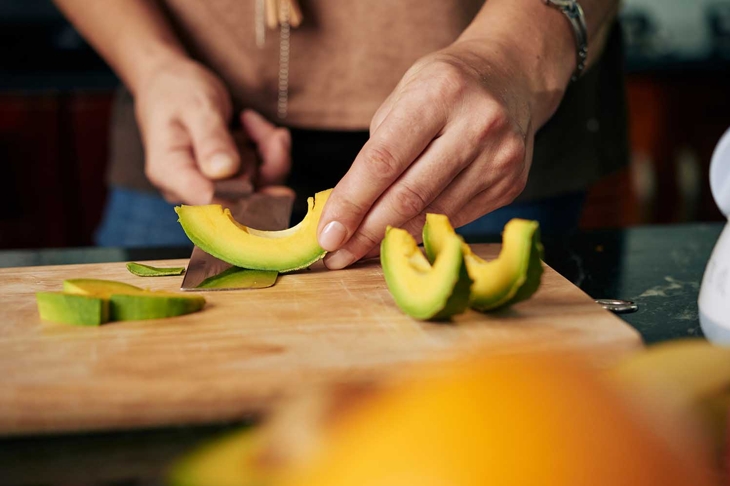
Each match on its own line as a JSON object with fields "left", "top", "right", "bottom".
{"left": 180, "top": 184, "right": 294, "bottom": 291}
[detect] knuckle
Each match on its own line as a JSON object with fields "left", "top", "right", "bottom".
{"left": 392, "top": 183, "right": 429, "bottom": 219}
{"left": 365, "top": 145, "right": 401, "bottom": 179}
{"left": 351, "top": 228, "right": 382, "bottom": 253}
{"left": 429, "top": 63, "right": 469, "bottom": 100}
{"left": 337, "top": 197, "right": 369, "bottom": 221}
{"left": 504, "top": 181, "right": 525, "bottom": 204}
{"left": 492, "top": 134, "right": 527, "bottom": 173}
{"left": 501, "top": 174, "right": 528, "bottom": 205}
{"left": 503, "top": 133, "right": 527, "bottom": 164}
{"left": 472, "top": 105, "right": 509, "bottom": 145}
{"left": 424, "top": 199, "right": 449, "bottom": 216}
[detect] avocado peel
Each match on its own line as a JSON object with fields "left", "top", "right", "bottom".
{"left": 126, "top": 262, "right": 185, "bottom": 277}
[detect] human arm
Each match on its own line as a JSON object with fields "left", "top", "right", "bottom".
{"left": 317, "top": 0, "right": 620, "bottom": 269}
{"left": 53, "top": 0, "right": 290, "bottom": 204}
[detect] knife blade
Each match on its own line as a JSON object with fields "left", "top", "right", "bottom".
{"left": 180, "top": 182, "right": 294, "bottom": 291}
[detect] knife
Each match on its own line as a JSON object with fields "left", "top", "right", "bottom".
{"left": 180, "top": 181, "right": 294, "bottom": 291}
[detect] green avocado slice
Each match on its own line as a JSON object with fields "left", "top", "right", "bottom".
{"left": 36, "top": 292, "right": 109, "bottom": 326}
{"left": 126, "top": 262, "right": 185, "bottom": 277}
{"left": 380, "top": 225, "right": 472, "bottom": 321}
{"left": 63, "top": 278, "right": 205, "bottom": 321}
{"left": 423, "top": 215, "right": 543, "bottom": 311}
{"left": 175, "top": 189, "right": 331, "bottom": 273}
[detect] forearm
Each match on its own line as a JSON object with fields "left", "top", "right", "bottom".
{"left": 53, "top": 0, "right": 189, "bottom": 95}
{"left": 457, "top": 0, "right": 620, "bottom": 127}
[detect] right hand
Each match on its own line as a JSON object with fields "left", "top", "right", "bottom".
{"left": 134, "top": 59, "right": 292, "bottom": 205}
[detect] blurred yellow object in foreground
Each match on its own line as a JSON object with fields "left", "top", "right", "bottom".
{"left": 172, "top": 347, "right": 722, "bottom": 486}
{"left": 278, "top": 352, "right": 717, "bottom": 486}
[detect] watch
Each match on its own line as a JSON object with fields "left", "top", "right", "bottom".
{"left": 544, "top": 0, "right": 588, "bottom": 81}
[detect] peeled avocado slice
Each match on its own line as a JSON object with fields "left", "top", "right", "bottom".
{"left": 36, "top": 292, "right": 109, "bottom": 326}
{"left": 380, "top": 225, "right": 472, "bottom": 321}
{"left": 423, "top": 215, "right": 543, "bottom": 311}
{"left": 175, "top": 189, "right": 332, "bottom": 273}
{"left": 63, "top": 278, "right": 205, "bottom": 321}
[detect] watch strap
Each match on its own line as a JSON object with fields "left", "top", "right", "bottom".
{"left": 544, "top": 0, "right": 588, "bottom": 82}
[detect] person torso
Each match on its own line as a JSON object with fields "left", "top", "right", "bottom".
{"left": 161, "top": 0, "right": 485, "bottom": 128}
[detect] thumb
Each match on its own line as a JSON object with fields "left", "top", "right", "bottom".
{"left": 241, "top": 109, "right": 291, "bottom": 186}
{"left": 181, "top": 108, "right": 241, "bottom": 180}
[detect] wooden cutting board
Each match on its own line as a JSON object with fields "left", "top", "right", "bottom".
{"left": 0, "top": 245, "right": 642, "bottom": 435}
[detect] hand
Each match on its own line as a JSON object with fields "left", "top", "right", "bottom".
{"left": 135, "top": 59, "right": 291, "bottom": 204}
{"left": 317, "top": 41, "right": 546, "bottom": 269}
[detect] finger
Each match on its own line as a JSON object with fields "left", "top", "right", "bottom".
{"left": 397, "top": 163, "right": 528, "bottom": 238}
{"left": 259, "top": 184, "right": 296, "bottom": 200}
{"left": 369, "top": 90, "right": 397, "bottom": 135}
{"left": 317, "top": 100, "right": 446, "bottom": 254}
{"left": 232, "top": 128, "right": 258, "bottom": 181}
{"left": 145, "top": 120, "right": 214, "bottom": 205}
{"left": 322, "top": 129, "right": 474, "bottom": 269}
{"left": 399, "top": 124, "right": 531, "bottom": 234}
{"left": 181, "top": 106, "right": 240, "bottom": 180}
{"left": 241, "top": 110, "right": 291, "bottom": 186}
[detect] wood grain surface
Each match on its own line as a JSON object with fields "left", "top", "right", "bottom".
{"left": 0, "top": 245, "right": 642, "bottom": 435}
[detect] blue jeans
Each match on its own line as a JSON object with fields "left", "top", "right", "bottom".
{"left": 95, "top": 187, "right": 585, "bottom": 248}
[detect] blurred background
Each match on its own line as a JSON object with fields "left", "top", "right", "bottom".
{"left": 0, "top": 0, "right": 729, "bottom": 249}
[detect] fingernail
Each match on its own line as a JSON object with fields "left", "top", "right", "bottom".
{"left": 207, "top": 153, "right": 236, "bottom": 178}
{"left": 325, "top": 249, "right": 354, "bottom": 270}
{"left": 319, "top": 221, "right": 348, "bottom": 251}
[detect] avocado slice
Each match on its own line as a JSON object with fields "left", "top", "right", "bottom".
{"left": 63, "top": 278, "right": 205, "bottom": 321}
{"left": 423, "top": 215, "right": 543, "bottom": 311}
{"left": 64, "top": 278, "right": 141, "bottom": 295}
{"left": 126, "top": 262, "right": 185, "bottom": 277}
{"left": 380, "top": 225, "right": 472, "bottom": 321}
{"left": 175, "top": 189, "right": 332, "bottom": 273}
{"left": 36, "top": 292, "right": 109, "bottom": 326}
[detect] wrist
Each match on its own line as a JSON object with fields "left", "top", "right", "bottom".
{"left": 126, "top": 43, "right": 190, "bottom": 96}
{"left": 456, "top": 0, "right": 577, "bottom": 128}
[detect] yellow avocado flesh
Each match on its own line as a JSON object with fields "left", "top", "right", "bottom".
{"left": 64, "top": 278, "right": 141, "bottom": 297}
{"left": 423, "top": 215, "right": 542, "bottom": 311}
{"left": 63, "top": 278, "right": 205, "bottom": 321}
{"left": 175, "top": 189, "right": 332, "bottom": 272}
{"left": 380, "top": 226, "right": 471, "bottom": 320}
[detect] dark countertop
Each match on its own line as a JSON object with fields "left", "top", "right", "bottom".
{"left": 0, "top": 222, "right": 724, "bottom": 485}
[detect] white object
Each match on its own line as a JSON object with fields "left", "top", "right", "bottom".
{"left": 699, "top": 127, "right": 730, "bottom": 343}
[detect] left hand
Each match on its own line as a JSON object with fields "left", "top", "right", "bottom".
{"left": 317, "top": 40, "right": 542, "bottom": 269}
